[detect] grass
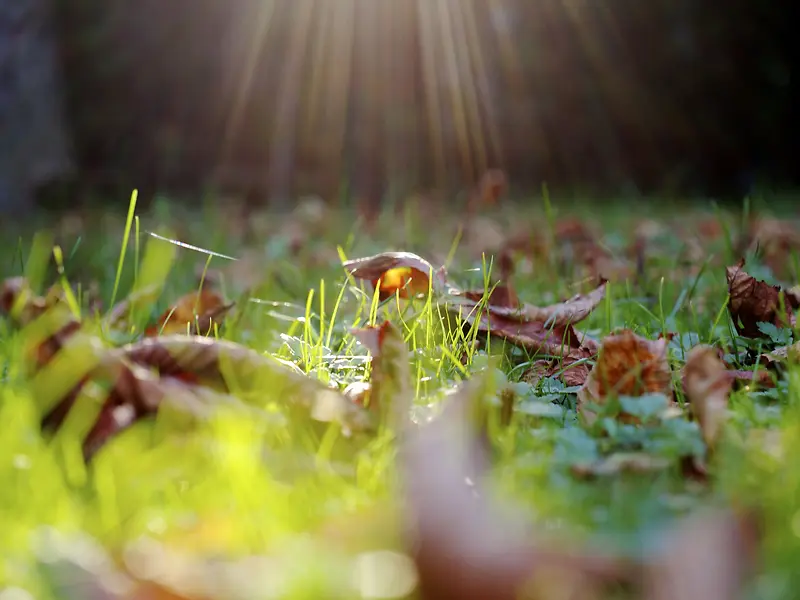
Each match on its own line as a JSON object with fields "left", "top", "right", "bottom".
{"left": 1, "top": 191, "right": 800, "bottom": 599}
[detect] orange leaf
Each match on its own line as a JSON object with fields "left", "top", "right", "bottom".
{"left": 577, "top": 330, "right": 673, "bottom": 423}
{"left": 146, "top": 289, "right": 232, "bottom": 337}
{"left": 344, "top": 251, "right": 441, "bottom": 301}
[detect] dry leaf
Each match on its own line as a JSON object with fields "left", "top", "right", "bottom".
{"left": 343, "top": 251, "right": 442, "bottom": 301}
{"left": 343, "top": 251, "right": 604, "bottom": 359}
{"left": 577, "top": 330, "right": 673, "bottom": 423}
{"left": 351, "top": 321, "right": 412, "bottom": 428}
{"left": 145, "top": 289, "right": 233, "bottom": 337}
{"left": 642, "top": 509, "right": 760, "bottom": 600}
{"left": 452, "top": 281, "right": 605, "bottom": 360}
{"left": 120, "top": 335, "right": 374, "bottom": 435}
{"left": 740, "top": 217, "right": 800, "bottom": 279}
{"left": 522, "top": 352, "right": 593, "bottom": 388}
{"left": 2, "top": 275, "right": 374, "bottom": 460}
{"left": 726, "top": 258, "right": 798, "bottom": 338}
{"left": 468, "top": 169, "right": 508, "bottom": 212}
{"left": 683, "top": 345, "right": 733, "bottom": 449}
{"left": 402, "top": 375, "right": 631, "bottom": 600}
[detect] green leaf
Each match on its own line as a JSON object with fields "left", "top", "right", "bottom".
{"left": 517, "top": 400, "right": 564, "bottom": 419}
{"left": 619, "top": 393, "right": 669, "bottom": 421}
{"left": 756, "top": 321, "right": 793, "bottom": 345}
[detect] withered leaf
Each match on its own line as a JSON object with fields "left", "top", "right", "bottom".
{"left": 351, "top": 320, "right": 412, "bottom": 428}
{"left": 577, "top": 330, "right": 673, "bottom": 424}
{"left": 145, "top": 289, "right": 233, "bottom": 337}
{"left": 343, "top": 251, "right": 605, "bottom": 359}
{"left": 642, "top": 509, "right": 761, "bottom": 600}
{"left": 402, "top": 374, "right": 631, "bottom": 600}
{"left": 682, "top": 345, "right": 732, "bottom": 449}
{"left": 459, "top": 280, "right": 607, "bottom": 328}
{"left": 120, "top": 335, "right": 374, "bottom": 435}
{"left": 726, "top": 258, "right": 798, "bottom": 338}
{"left": 522, "top": 351, "right": 594, "bottom": 388}
{"left": 452, "top": 283, "right": 605, "bottom": 359}
{"left": 683, "top": 346, "right": 774, "bottom": 446}
{"left": 343, "top": 251, "right": 442, "bottom": 300}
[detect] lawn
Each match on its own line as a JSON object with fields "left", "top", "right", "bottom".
{"left": 1, "top": 191, "right": 800, "bottom": 599}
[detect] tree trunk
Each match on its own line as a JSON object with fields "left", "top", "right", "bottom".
{"left": 0, "top": 0, "right": 73, "bottom": 214}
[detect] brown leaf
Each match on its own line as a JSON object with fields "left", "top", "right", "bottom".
{"left": 726, "top": 258, "right": 798, "bottom": 338}
{"left": 351, "top": 321, "right": 412, "bottom": 428}
{"left": 522, "top": 352, "right": 593, "bottom": 388}
{"left": 402, "top": 375, "right": 632, "bottom": 600}
{"left": 145, "top": 289, "right": 233, "bottom": 337}
{"left": 343, "top": 251, "right": 605, "bottom": 359}
{"left": 740, "top": 217, "right": 800, "bottom": 279}
{"left": 642, "top": 509, "right": 761, "bottom": 600}
{"left": 453, "top": 283, "right": 605, "bottom": 359}
{"left": 682, "top": 345, "right": 732, "bottom": 449}
{"left": 121, "top": 335, "right": 374, "bottom": 435}
{"left": 577, "top": 330, "right": 673, "bottom": 423}
{"left": 470, "top": 168, "right": 508, "bottom": 211}
{"left": 460, "top": 281, "right": 607, "bottom": 328}
{"left": 728, "top": 368, "right": 775, "bottom": 388}
{"left": 344, "top": 251, "right": 443, "bottom": 301}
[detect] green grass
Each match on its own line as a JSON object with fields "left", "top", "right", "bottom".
{"left": 2, "top": 192, "right": 800, "bottom": 599}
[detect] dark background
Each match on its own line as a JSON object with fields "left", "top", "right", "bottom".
{"left": 51, "top": 0, "right": 800, "bottom": 208}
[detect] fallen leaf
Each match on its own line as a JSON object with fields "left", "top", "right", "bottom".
{"left": 726, "top": 258, "right": 798, "bottom": 338}
{"left": 522, "top": 352, "right": 593, "bottom": 388}
{"left": 120, "top": 335, "right": 374, "bottom": 436}
{"left": 343, "top": 251, "right": 442, "bottom": 301}
{"left": 728, "top": 369, "right": 775, "bottom": 388}
{"left": 470, "top": 169, "right": 508, "bottom": 211}
{"left": 351, "top": 320, "right": 412, "bottom": 428}
{"left": 740, "top": 217, "right": 800, "bottom": 279}
{"left": 343, "top": 251, "right": 605, "bottom": 359}
{"left": 145, "top": 289, "right": 233, "bottom": 337}
{"left": 642, "top": 509, "right": 761, "bottom": 600}
{"left": 402, "top": 374, "right": 631, "bottom": 600}
{"left": 577, "top": 330, "right": 673, "bottom": 424}
{"left": 682, "top": 345, "right": 732, "bottom": 449}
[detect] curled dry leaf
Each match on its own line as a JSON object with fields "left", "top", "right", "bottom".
{"left": 577, "top": 330, "right": 673, "bottom": 424}
{"left": 343, "top": 251, "right": 605, "bottom": 360}
{"left": 726, "top": 258, "right": 798, "bottom": 338}
{"left": 450, "top": 280, "right": 605, "bottom": 360}
{"left": 682, "top": 345, "right": 732, "bottom": 449}
{"left": 343, "top": 251, "right": 442, "bottom": 301}
{"left": 120, "top": 335, "right": 374, "bottom": 435}
{"left": 145, "top": 289, "right": 234, "bottom": 337}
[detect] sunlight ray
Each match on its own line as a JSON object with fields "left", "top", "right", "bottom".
{"left": 416, "top": 0, "right": 447, "bottom": 187}
{"left": 450, "top": 0, "right": 488, "bottom": 176}
{"left": 462, "top": 0, "right": 504, "bottom": 169}
{"left": 218, "top": 0, "right": 276, "bottom": 167}
{"left": 267, "top": 0, "right": 315, "bottom": 204}
{"left": 436, "top": 0, "right": 474, "bottom": 181}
